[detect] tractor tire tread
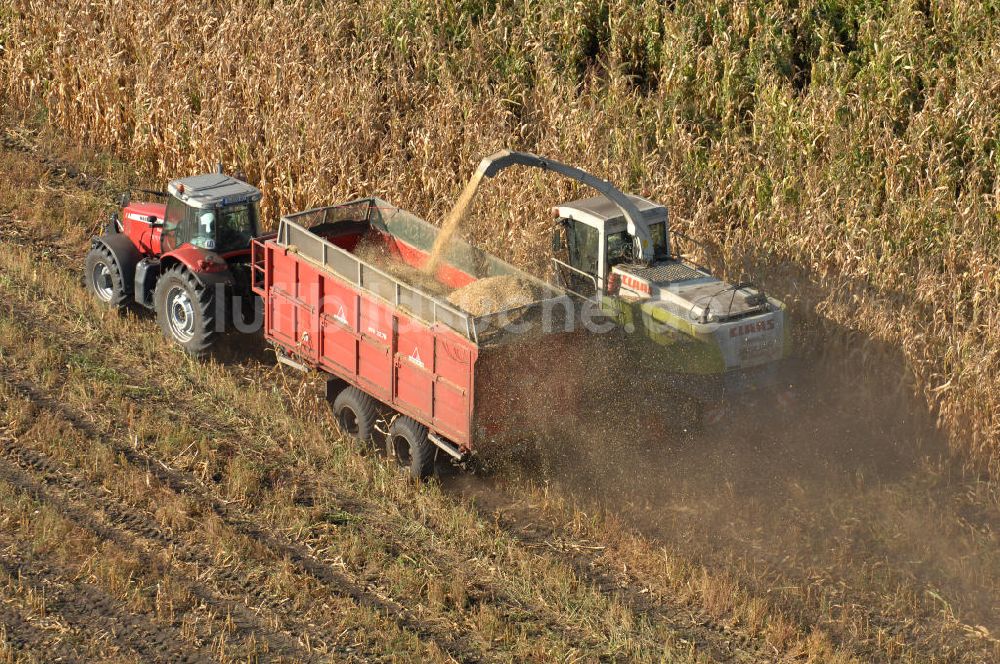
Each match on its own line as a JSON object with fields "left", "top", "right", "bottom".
{"left": 84, "top": 244, "right": 129, "bottom": 309}
{"left": 153, "top": 265, "right": 217, "bottom": 357}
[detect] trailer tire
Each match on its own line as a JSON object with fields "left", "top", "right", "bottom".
{"left": 154, "top": 265, "right": 216, "bottom": 356}
{"left": 332, "top": 386, "right": 378, "bottom": 447}
{"left": 84, "top": 245, "right": 128, "bottom": 309}
{"left": 386, "top": 416, "right": 434, "bottom": 480}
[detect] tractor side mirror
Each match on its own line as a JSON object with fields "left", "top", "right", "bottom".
{"left": 551, "top": 227, "right": 563, "bottom": 252}
{"left": 119, "top": 192, "right": 130, "bottom": 208}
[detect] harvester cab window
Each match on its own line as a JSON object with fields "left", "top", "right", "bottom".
{"left": 606, "top": 230, "right": 634, "bottom": 267}
{"left": 567, "top": 220, "right": 599, "bottom": 277}
{"left": 648, "top": 221, "right": 669, "bottom": 259}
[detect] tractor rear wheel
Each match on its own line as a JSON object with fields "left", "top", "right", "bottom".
{"left": 84, "top": 245, "right": 128, "bottom": 309}
{"left": 153, "top": 265, "right": 216, "bottom": 356}
{"left": 332, "top": 386, "right": 379, "bottom": 447}
{"left": 386, "top": 416, "right": 435, "bottom": 480}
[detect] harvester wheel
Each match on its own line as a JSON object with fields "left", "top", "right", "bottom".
{"left": 153, "top": 265, "right": 216, "bottom": 356}
{"left": 84, "top": 245, "right": 128, "bottom": 309}
{"left": 332, "top": 386, "right": 379, "bottom": 447}
{"left": 386, "top": 416, "right": 434, "bottom": 480}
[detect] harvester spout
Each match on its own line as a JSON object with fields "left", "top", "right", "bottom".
{"left": 475, "top": 150, "right": 656, "bottom": 262}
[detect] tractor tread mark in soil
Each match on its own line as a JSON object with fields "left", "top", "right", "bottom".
{"left": 0, "top": 432, "right": 391, "bottom": 659}
{"left": 0, "top": 443, "right": 311, "bottom": 661}
{"left": 0, "top": 530, "right": 214, "bottom": 664}
{"left": 0, "top": 599, "right": 86, "bottom": 663}
{"left": 153, "top": 264, "right": 216, "bottom": 356}
{"left": 0, "top": 368, "right": 489, "bottom": 664}
{"left": 489, "top": 510, "right": 763, "bottom": 662}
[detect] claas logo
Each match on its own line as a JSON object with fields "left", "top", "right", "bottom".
{"left": 730, "top": 319, "right": 776, "bottom": 338}
{"left": 620, "top": 274, "right": 651, "bottom": 295}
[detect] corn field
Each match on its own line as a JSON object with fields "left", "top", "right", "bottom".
{"left": 1, "top": 0, "right": 998, "bottom": 467}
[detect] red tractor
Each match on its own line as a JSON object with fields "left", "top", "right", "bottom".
{"left": 84, "top": 171, "right": 262, "bottom": 355}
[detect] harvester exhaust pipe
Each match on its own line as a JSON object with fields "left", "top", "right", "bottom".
{"left": 474, "top": 150, "right": 656, "bottom": 263}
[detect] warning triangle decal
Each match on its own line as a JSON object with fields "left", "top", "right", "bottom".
{"left": 409, "top": 347, "right": 425, "bottom": 368}
{"left": 333, "top": 304, "right": 347, "bottom": 325}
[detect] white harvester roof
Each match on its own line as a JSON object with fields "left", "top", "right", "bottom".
{"left": 555, "top": 193, "right": 667, "bottom": 229}
{"left": 167, "top": 173, "right": 262, "bottom": 209}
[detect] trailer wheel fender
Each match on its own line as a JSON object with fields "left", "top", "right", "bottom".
{"left": 90, "top": 234, "right": 140, "bottom": 297}
{"left": 386, "top": 416, "right": 435, "bottom": 480}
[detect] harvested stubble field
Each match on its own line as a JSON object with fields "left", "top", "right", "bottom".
{"left": 0, "top": 0, "right": 999, "bottom": 662}
{"left": 0, "top": 137, "right": 819, "bottom": 663}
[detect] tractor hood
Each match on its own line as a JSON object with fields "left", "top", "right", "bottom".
{"left": 612, "top": 261, "right": 788, "bottom": 370}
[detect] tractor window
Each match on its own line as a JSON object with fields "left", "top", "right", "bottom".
{"left": 162, "top": 195, "right": 188, "bottom": 252}
{"left": 163, "top": 199, "right": 212, "bottom": 251}
{"left": 606, "top": 230, "right": 633, "bottom": 267}
{"left": 215, "top": 203, "right": 259, "bottom": 253}
{"left": 567, "top": 220, "right": 599, "bottom": 277}
{"left": 191, "top": 210, "right": 216, "bottom": 250}
{"left": 171, "top": 205, "right": 216, "bottom": 250}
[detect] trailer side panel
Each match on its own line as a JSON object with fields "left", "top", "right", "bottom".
{"left": 260, "top": 241, "right": 478, "bottom": 450}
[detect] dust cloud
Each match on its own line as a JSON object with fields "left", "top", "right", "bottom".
{"left": 449, "top": 321, "right": 1000, "bottom": 654}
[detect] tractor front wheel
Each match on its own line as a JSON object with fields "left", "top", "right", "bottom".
{"left": 153, "top": 266, "right": 216, "bottom": 356}
{"left": 84, "top": 245, "right": 128, "bottom": 309}
{"left": 386, "top": 416, "right": 435, "bottom": 480}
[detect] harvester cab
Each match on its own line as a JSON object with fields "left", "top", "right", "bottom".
{"left": 85, "top": 171, "right": 262, "bottom": 355}
{"left": 474, "top": 150, "right": 792, "bottom": 400}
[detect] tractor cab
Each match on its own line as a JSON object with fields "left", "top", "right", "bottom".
{"left": 163, "top": 174, "right": 262, "bottom": 256}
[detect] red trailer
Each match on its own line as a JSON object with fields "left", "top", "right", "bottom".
{"left": 251, "top": 199, "right": 572, "bottom": 478}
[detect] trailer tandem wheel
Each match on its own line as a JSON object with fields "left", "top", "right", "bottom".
{"left": 386, "top": 416, "right": 435, "bottom": 480}
{"left": 332, "top": 386, "right": 379, "bottom": 447}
